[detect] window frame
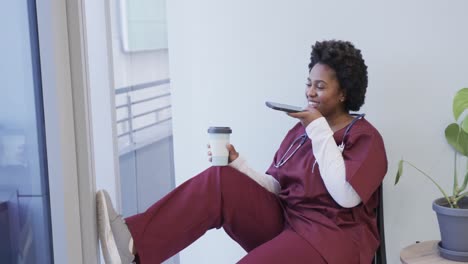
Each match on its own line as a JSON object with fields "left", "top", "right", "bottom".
{"left": 37, "top": 0, "right": 120, "bottom": 263}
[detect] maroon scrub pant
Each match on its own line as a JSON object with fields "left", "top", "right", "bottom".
{"left": 125, "top": 166, "right": 326, "bottom": 264}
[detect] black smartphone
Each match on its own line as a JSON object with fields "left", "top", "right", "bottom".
{"left": 265, "top": 101, "right": 304, "bottom": 113}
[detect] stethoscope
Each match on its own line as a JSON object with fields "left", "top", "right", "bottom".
{"left": 273, "top": 113, "right": 366, "bottom": 169}
{"left": 337, "top": 113, "right": 366, "bottom": 152}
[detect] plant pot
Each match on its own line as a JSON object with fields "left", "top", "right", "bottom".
{"left": 433, "top": 197, "right": 468, "bottom": 262}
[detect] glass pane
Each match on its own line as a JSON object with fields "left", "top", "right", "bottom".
{"left": 109, "top": 0, "right": 177, "bottom": 263}
{"left": 110, "top": 0, "right": 175, "bottom": 216}
{"left": 120, "top": 0, "right": 168, "bottom": 52}
{"left": 0, "top": 1, "right": 53, "bottom": 263}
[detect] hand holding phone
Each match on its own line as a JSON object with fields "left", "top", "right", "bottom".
{"left": 265, "top": 101, "right": 304, "bottom": 113}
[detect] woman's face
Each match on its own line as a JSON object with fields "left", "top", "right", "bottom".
{"left": 305, "top": 63, "right": 346, "bottom": 118}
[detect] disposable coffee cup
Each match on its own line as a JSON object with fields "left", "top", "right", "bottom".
{"left": 208, "top": 126, "right": 232, "bottom": 166}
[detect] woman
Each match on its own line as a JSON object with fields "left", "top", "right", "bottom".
{"left": 97, "top": 40, "right": 387, "bottom": 264}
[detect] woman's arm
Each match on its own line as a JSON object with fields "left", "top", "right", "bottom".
{"left": 229, "top": 156, "right": 281, "bottom": 194}
{"left": 306, "top": 117, "right": 362, "bottom": 208}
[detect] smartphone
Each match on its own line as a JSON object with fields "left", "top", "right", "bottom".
{"left": 265, "top": 101, "right": 304, "bottom": 113}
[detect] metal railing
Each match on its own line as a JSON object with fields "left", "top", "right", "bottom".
{"left": 115, "top": 78, "right": 172, "bottom": 151}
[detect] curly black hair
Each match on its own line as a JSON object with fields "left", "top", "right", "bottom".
{"left": 308, "top": 40, "right": 368, "bottom": 112}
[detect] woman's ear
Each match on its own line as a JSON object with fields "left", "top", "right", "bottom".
{"left": 339, "top": 90, "right": 346, "bottom": 102}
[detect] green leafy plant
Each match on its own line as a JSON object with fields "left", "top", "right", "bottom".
{"left": 395, "top": 88, "right": 468, "bottom": 208}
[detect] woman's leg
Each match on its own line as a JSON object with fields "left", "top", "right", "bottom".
{"left": 237, "top": 228, "right": 326, "bottom": 264}
{"left": 125, "top": 166, "right": 284, "bottom": 263}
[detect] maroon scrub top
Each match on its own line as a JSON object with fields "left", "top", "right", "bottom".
{"left": 266, "top": 118, "right": 388, "bottom": 264}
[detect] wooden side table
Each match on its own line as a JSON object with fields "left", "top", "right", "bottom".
{"left": 400, "top": 240, "right": 461, "bottom": 263}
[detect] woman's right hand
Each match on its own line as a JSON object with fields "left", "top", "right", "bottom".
{"left": 207, "top": 143, "right": 239, "bottom": 163}
{"left": 287, "top": 104, "right": 323, "bottom": 127}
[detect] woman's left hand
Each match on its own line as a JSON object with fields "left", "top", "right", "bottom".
{"left": 287, "top": 105, "right": 323, "bottom": 127}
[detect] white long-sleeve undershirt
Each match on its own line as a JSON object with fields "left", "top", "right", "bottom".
{"left": 306, "top": 117, "right": 361, "bottom": 208}
{"left": 229, "top": 156, "right": 281, "bottom": 194}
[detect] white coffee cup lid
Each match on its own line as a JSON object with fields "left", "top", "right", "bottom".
{"left": 208, "top": 127, "right": 232, "bottom": 134}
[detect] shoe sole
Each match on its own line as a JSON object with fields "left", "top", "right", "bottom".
{"left": 96, "top": 190, "right": 122, "bottom": 264}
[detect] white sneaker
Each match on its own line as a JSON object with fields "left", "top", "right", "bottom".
{"left": 96, "top": 190, "right": 135, "bottom": 264}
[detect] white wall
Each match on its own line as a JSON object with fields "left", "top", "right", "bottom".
{"left": 167, "top": 0, "right": 468, "bottom": 263}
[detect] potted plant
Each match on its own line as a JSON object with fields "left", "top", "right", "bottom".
{"left": 395, "top": 88, "right": 468, "bottom": 261}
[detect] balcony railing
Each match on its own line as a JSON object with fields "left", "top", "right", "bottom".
{"left": 115, "top": 78, "right": 172, "bottom": 154}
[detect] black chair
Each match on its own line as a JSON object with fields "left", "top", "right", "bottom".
{"left": 373, "top": 185, "right": 386, "bottom": 264}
